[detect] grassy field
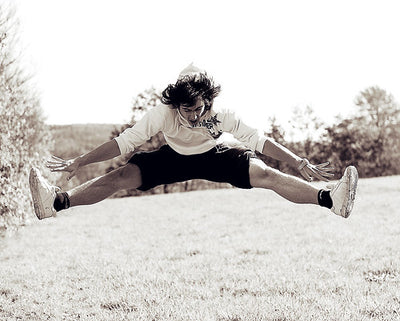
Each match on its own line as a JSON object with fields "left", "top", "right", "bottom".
{"left": 1, "top": 175, "right": 400, "bottom": 321}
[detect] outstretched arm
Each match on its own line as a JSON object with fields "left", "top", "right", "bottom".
{"left": 261, "top": 138, "right": 334, "bottom": 182}
{"left": 262, "top": 138, "right": 302, "bottom": 168}
{"left": 47, "top": 139, "right": 121, "bottom": 180}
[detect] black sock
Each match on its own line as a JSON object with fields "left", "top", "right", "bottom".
{"left": 54, "top": 192, "right": 70, "bottom": 212}
{"left": 318, "top": 189, "right": 333, "bottom": 209}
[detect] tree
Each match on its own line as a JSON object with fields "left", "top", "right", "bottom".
{"left": 288, "top": 105, "right": 326, "bottom": 154}
{"left": 354, "top": 86, "right": 400, "bottom": 173}
{"left": 324, "top": 86, "right": 400, "bottom": 177}
{"left": 355, "top": 86, "right": 400, "bottom": 133}
{"left": 0, "top": 4, "right": 52, "bottom": 231}
{"left": 130, "top": 87, "right": 161, "bottom": 123}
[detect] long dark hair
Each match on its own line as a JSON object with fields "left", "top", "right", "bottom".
{"left": 161, "top": 73, "right": 221, "bottom": 111}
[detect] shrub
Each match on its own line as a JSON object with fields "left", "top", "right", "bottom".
{"left": 0, "top": 4, "right": 52, "bottom": 232}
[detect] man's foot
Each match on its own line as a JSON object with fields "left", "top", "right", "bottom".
{"left": 29, "top": 167, "right": 57, "bottom": 220}
{"left": 329, "top": 166, "right": 358, "bottom": 218}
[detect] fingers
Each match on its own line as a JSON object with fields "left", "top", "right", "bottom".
{"left": 51, "top": 155, "right": 65, "bottom": 162}
{"left": 306, "top": 166, "right": 330, "bottom": 182}
{"left": 47, "top": 156, "right": 65, "bottom": 165}
{"left": 45, "top": 155, "right": 77, "bottom": 181}
{"left": 297, "top": 158, "right": 336, "bottom": 182}
{"left": 47, "top": 162, "right": 68, "bottom": 172}
{"left": 300, "top": 164, "right": 335, "bottom": 182}
{"left": 315, "top": 162, "right": 335, "bottom": 172}
{"left": 47, "top": 156, "right": 65, "bottom": 166}
{"left": 46, "top": 155, "right": 71, "bottom": 173}
{"left": 312, "top": 166, "right": 335, "bottom": 178}
{"left": 48, "top": 167, "right": 69, "bottom": 173}
{"left": 315, "top": 161, "right": 330, "bottom": 168}
{"left": 299, "top": 168, "right": 313, "bottom": 182}
{"left": 302, "top": 166, "right": 323, "bottom": 182}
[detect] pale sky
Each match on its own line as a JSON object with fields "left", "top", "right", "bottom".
{"left": 12, "top": 0, "right": 400, "bottom": 132}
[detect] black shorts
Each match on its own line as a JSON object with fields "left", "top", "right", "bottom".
{"left": 128, "top": 144, "right": 257, "bottom": 191}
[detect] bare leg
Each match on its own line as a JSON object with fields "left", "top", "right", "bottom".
{"left": 249, "top": 158, "right": 319, "bottom": 204}
{"left": 67, "top": 164, "right": 142, "bottom": 207}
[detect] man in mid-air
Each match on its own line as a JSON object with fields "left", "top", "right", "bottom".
{"left": 29, "top": 64, "right": 358, "bottom": 220}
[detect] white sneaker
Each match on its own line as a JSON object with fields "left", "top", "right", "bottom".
{"left": 29, "top": 167, "right": 57, "bottom": 220}
{"left": 329, "top": 166, "right": 358, "bottom": 218}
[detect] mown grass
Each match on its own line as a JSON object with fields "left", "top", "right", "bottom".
{"left": 1, "top": 176, "right": 400, "bottom": 320}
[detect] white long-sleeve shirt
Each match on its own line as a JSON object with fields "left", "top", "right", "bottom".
{"left": 114, "top": 104, "right": 268, "bottom": 155}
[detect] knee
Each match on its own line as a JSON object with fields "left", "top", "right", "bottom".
{"left": 249, "top": 161, "right": 281, "bottom": 188}
{"left": 118, "top": 163, "right": 140, "bottom": 177}
{"left": 111, "top": 163, "right": 142, "bottom": 189}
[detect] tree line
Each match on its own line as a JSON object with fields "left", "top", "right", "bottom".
{"left": 263, "top": 86, "right": 400, "bottom": 179}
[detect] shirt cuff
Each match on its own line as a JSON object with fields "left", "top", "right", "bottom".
{"left": 114, "top": 137, "right": 127, "bottom": 155}
{"left": 255, "top": 136, "right": 268, "bottom": 153}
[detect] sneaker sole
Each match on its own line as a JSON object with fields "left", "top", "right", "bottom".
{"left": 342, "top": 166, "right": 358, "bottom": 218}
{"left": 29, "top": 168, "right": 48, "bottom": 220}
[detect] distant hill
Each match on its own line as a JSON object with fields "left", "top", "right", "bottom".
{"left": 49, "top": 123, "right": 125, "bottom": 159}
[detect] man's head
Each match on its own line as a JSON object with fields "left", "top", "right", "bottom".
{"left": 161, "top": 64, "right": 221, "bottom": 125}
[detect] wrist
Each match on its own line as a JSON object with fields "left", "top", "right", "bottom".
{"left": 75, "top": 155, "right": 86, "bottom": 167}
{"left": 292, "top": 156, "right": 303, "bottom": 169}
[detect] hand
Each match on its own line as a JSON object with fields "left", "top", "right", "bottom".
{"left": 297, "top": 158, "right": 334, "bottom": 182}
{"left": 46, "top": 155, "right": 81, "bottom": 181}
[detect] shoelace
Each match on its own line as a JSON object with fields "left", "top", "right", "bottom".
{"left": 38, "top": 172, "right": 59, "bottom": 195}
